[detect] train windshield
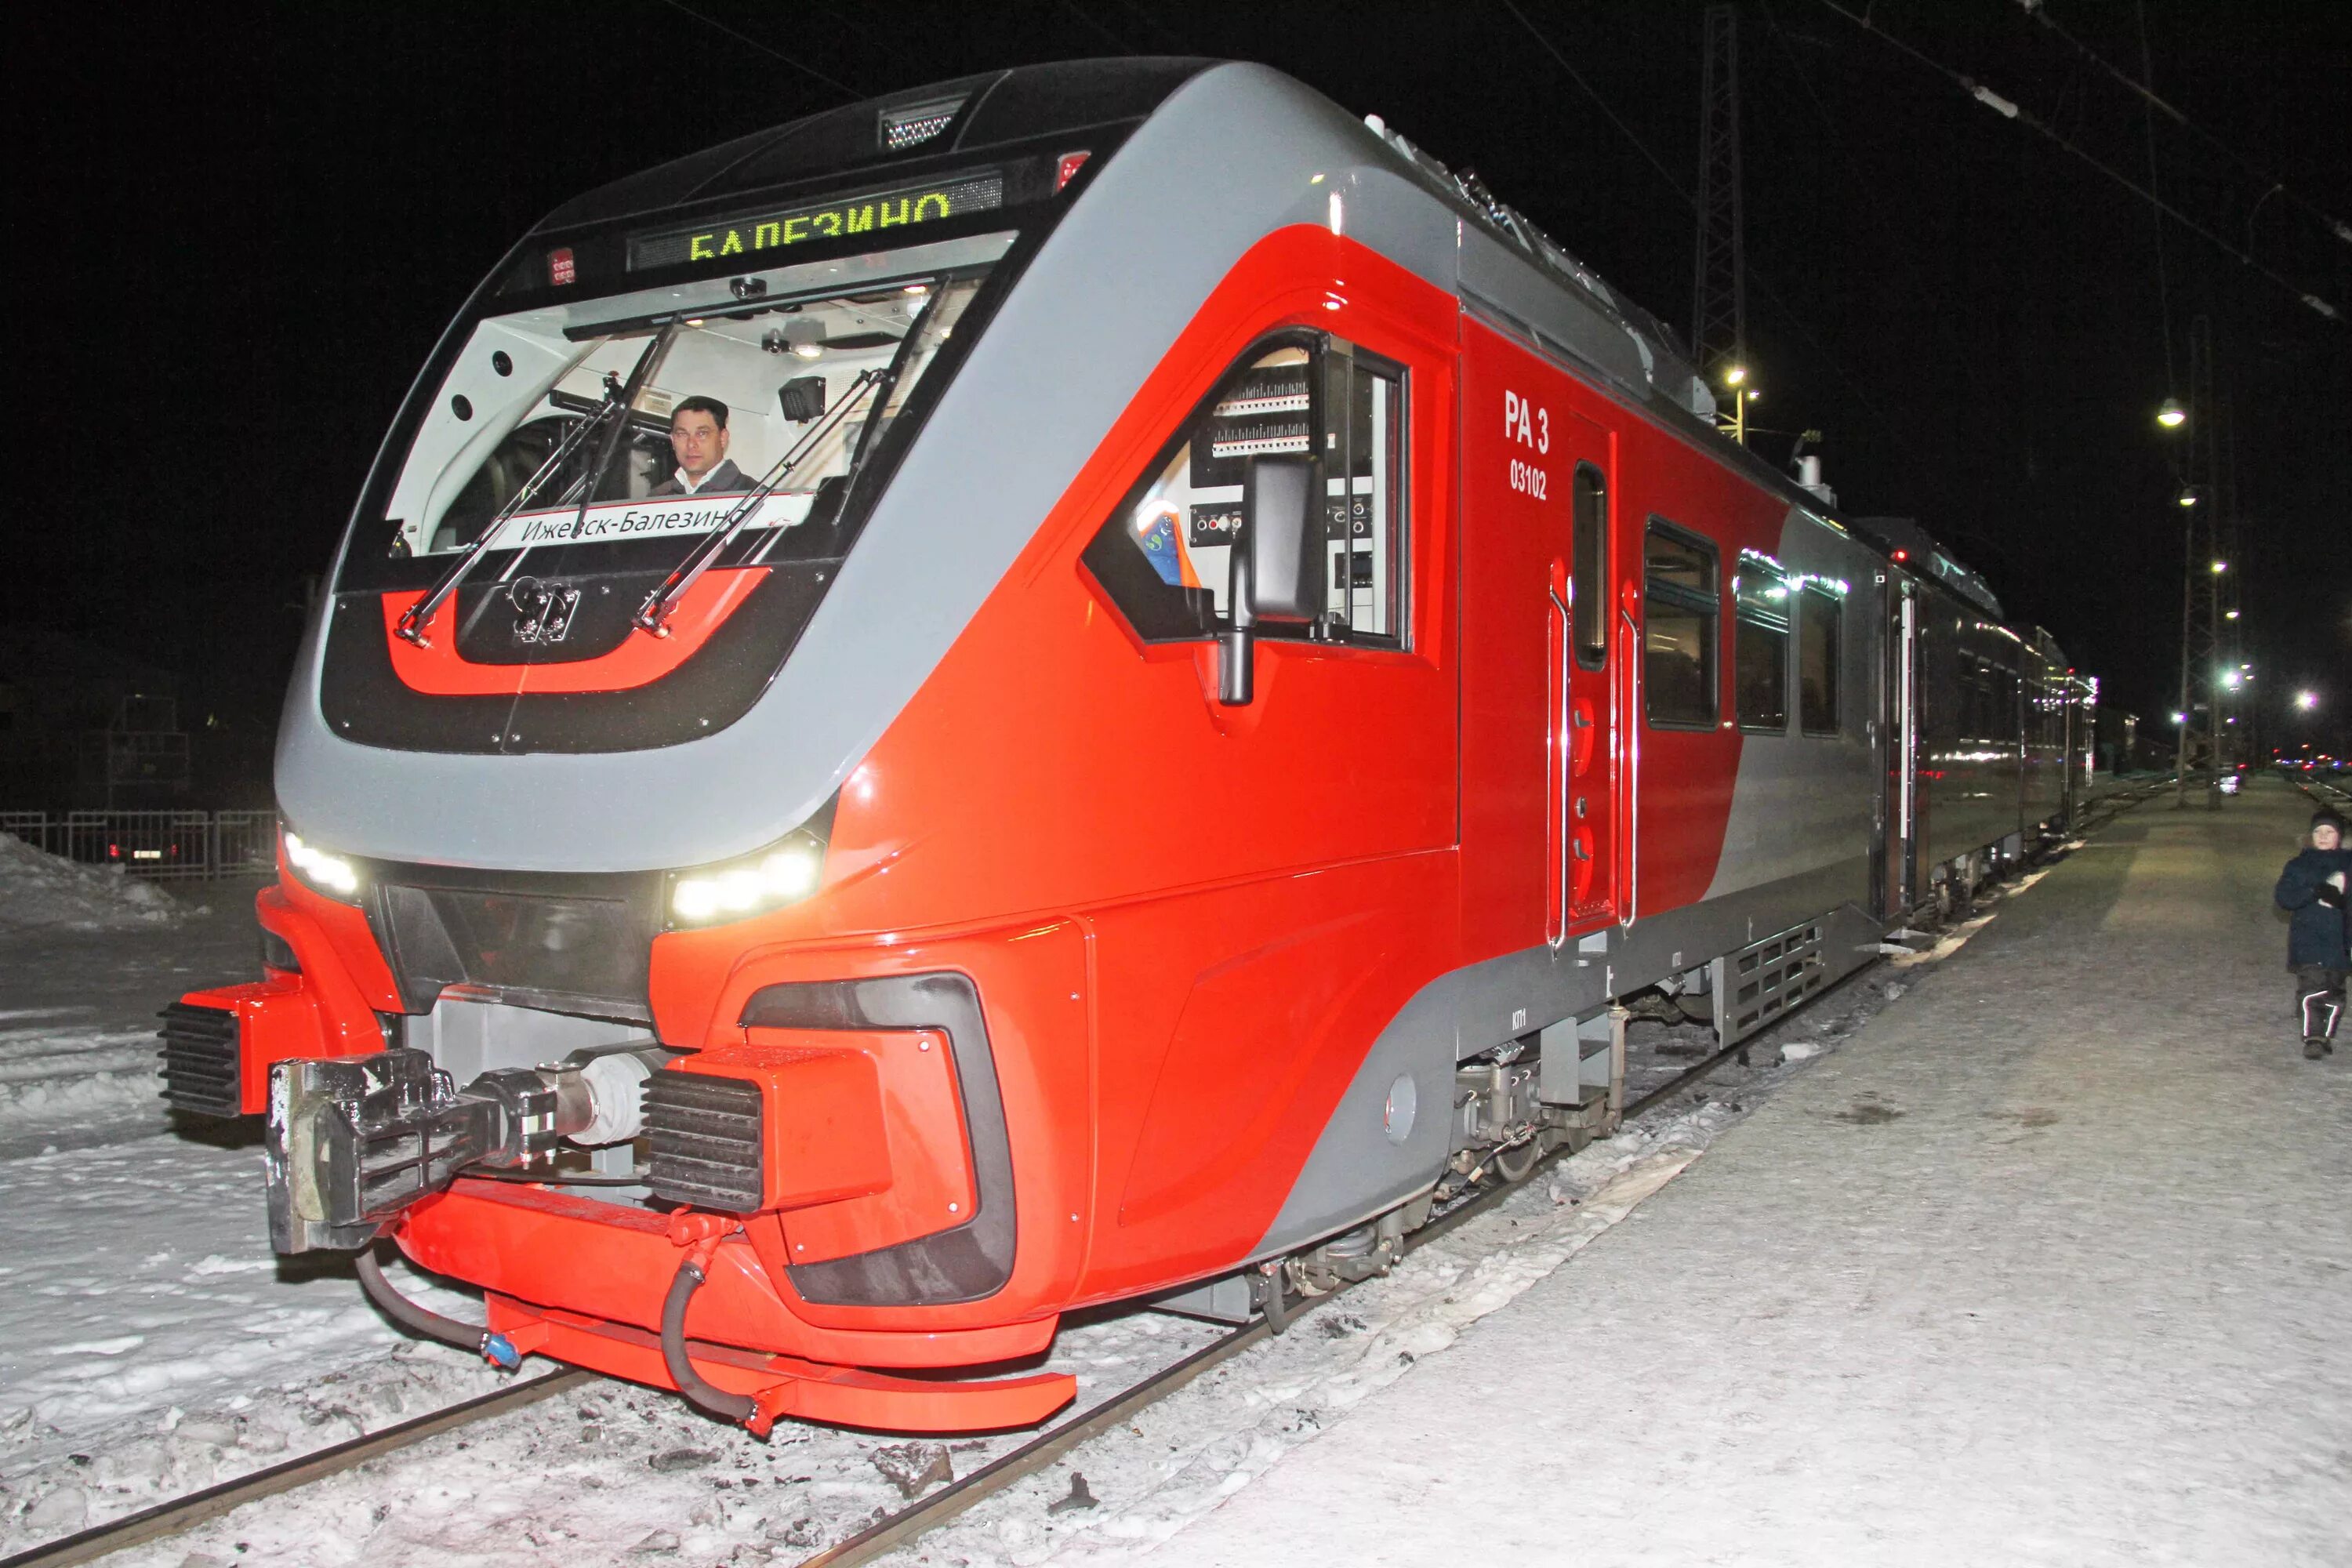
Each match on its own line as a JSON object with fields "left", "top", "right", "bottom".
{"left": 371, "top": 234, "right": 1008, "bottom": 564}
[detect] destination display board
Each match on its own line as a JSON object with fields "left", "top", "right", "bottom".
{"left": 470, "top": 492, "right": 816, "bottom": 553}
{"left": 626, "top": 172, "right": 1005, "bottom": 271}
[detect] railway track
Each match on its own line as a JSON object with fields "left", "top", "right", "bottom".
{"left": 6, "top": 789, "right": 2159, "bottom": 1568}
{"left": 0, "top": 1370, "right": 595, "bottom": 1568}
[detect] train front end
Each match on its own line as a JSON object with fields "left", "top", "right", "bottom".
{"left": 162, "top": 62, "right": 1227, "bottom": 1434}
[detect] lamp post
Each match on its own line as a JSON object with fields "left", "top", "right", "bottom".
{"left": 1720, "top": 365, "right": 1759, "bottom": 446}
{"left": 2175, "top": 485, "right": 2199, "bottom": 805}
{"left": 2158, "top": 392, "right": 2198, "bottom": 806}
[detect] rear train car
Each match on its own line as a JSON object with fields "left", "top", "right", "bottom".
{"left": 159, "top": 60, "right": 2092, "bottom": 1432}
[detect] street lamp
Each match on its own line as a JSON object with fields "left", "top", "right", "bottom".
{"left": 2210, "top": 559, "right": 2227, "bottom": 573}
{"left": 1719, "top": 365, "right": 1759, "bottom": 446}
{"left": 2178, "top": 486, "right": 2199, "bottom": 507}
{"left": 2298, "top": 691, "right": 2321, "bottom": 711}
{"left": 2157, "top": 396, "right": 2187, "bottom": 429}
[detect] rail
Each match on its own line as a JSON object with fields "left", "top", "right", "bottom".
{"left": 0, "top": 1373, "right": 593, "bottom": 1568}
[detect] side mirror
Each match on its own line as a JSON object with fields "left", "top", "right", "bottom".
{"left": 1218, "top": 454, "right": 1326, "bottom": 706}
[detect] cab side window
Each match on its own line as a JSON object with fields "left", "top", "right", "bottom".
{"left": 1643, "top": 519, "right": 1719, "bottom": 728}
{"left": 1083, "top": 334, "right": 1408, "bottom": 647}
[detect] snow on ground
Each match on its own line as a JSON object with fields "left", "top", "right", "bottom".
{"left": 0, "top": 878, "right": 528, "bottom": 1557}
{"left": 1083, "top": 782, "right": 2350, "bottom": 1566}
{"left": 0, "top": 823, "right": 2054, "bottom": 1564}
{"left": 0, "top": 833, "right": 183, "bottom": 935}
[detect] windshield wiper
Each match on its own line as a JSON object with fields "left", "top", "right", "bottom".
{"left": 394, "top": 377, "right": 625, "bottom": 647}
{"left": 632, "top": 366, "right": 887, "bottom": 636}
{"left": 397, "top": 324, "right": 673, "bottom": 648}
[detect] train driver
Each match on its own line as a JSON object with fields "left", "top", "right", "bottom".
{"left": 652, "top": 397, "right": 755, "bottom": 497}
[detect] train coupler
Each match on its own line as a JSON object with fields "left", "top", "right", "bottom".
{"left": 266, "top": 1046, "right": 648, "bottom": 1253}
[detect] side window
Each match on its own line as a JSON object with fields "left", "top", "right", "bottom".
{"left": 1082, "top": 335, "right": 1407, "bottom": 647}
{"left": 1643, "top": 519, "right": 1719, "bottom": 728}
{"left": 1798, "top": 587, "right": 1841, "bottom": 735}
{"left": 1571, "top": 463, "right": 1608, "bottom": 668}
{"left": 1733, "top": 563, "right": 1790, "bottom": 732}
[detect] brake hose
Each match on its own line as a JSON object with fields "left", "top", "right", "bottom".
{"left": 662, "top": 1250, "right": 757, "bottom": 1425}
{"left": 356, "top": 1245, "right": 495, "bottom": 1359}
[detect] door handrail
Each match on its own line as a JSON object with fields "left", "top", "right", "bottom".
{"left": 1618, "top": 596, "right": 1640, "bottom": 929}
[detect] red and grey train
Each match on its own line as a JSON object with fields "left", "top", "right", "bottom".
{"left": 161, "top": 60, "right": 2096, "bottom": 1434}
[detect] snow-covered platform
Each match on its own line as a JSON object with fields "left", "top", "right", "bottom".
{"left": 1134, "top": 783, "right": 2352, "bottom": 1566}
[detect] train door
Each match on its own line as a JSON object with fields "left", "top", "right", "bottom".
{"left": 1557, "top": 444, "right": 1618, "bottom": 935}
{"left": 1875, "top": 575, "right": 1921, "bottom": 918}
{"left": 1458, "top": 318, "right": 1619, "bottom": 956}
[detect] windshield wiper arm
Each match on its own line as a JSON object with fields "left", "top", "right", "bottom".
{"left": 394, "top": 375, "right": 630, "bottom": 648}
{"left": 632, "top": 366, "right": 887, "bottom": 636}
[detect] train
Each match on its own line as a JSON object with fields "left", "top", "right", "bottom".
{"left": 160, "top": 59, "right": 2097, "bottom": 1435}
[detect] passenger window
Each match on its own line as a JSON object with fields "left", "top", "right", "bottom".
{"left": 1643, "top": 520, "right": 1719, "bottom": 728}
{"left": 1798, "top": 587, "right": 1840, "bottom": 735}
{"left": 1733, "top": 567, "right": 1790, "bottom": 732}
{"left": 1572, "top": 464, "right": 1608, "bottom": 668}
{"left": 1083, "top": 335, "right": 1407, "bottom": 647}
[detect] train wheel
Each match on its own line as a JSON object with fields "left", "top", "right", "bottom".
{"left": 1489, "top": 1138, "right": 1542, "bottom": 1185}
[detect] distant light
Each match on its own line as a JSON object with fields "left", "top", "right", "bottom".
{"left": 2178, "top": 487, "right": 2199, "bottom": 508}
{"left": 2172, "top": 712, "right": 2187, "bottom": 725}
{"left": 2157, "top": 397, "right": 2187, "bottom": 429}
{"left": 2210, "top": 560, "right": 2227, "bottom": 573}
{"left": 1746, "top": 389, "right": 1761, "bottom": 403}
{"left": 2296, "top": 691, "right": 2319, "bottom": 711}
{"left": 2221, "top": 670, "right": 2242, "bottom": 689}
{"left": 1723, "top": 365, "right": 1748, "bottom": 387}
{"left": 2224, "top": 609, "right": 2240, "bottom": 620}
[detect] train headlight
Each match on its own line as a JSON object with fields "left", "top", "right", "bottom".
{"left": 281, "top": 829, "right": 362, "bottom": 901}
{"left": 667, "top": 831, "right": 826, "bottom": 928}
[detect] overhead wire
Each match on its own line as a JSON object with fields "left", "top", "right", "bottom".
{"left": 1812, "top": 0, "right": 2343, "bottom": 325}
{"left": 1496, "top": 0, "right": 1926, "bottom": 460}
{"left": 1054, "top": 0, "right": 1145, "bottom": 56}
{"left": 2019, "top": 0, "right": 2351, "bottom": 249}
{"left": 647, "top": 0, "right": 862, "bottom": 98}
{"left": 1100, "top": 0, "right": 1196, "bottom": 53}
{"left": 2134, "top": 0, "right": 2177, "bottom": 394}
{"left": 1753, "top": 2, "right": 1980, "bottom": 402}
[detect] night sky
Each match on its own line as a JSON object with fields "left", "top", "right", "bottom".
{"left": 15, "top": 1, "right": 2350, "bottom": 782}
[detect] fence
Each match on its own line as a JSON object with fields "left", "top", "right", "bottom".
{"left": 0, "top": 811, "right": 277, "bottom": 880}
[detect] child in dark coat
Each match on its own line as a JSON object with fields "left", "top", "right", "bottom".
{"left": 2274, "top": 809, "right": 2350, "bottom": 1059}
